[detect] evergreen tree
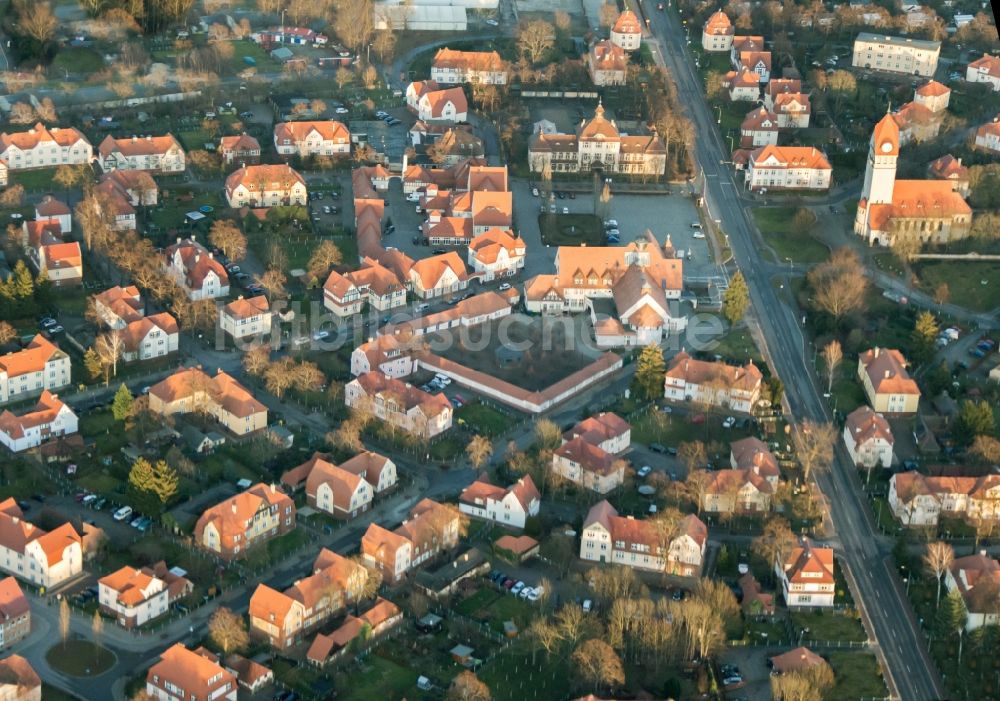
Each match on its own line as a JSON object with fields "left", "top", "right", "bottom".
{"left": 911, "top": 311, "right": 939, "bottom": 364}
{"left": 634, "top": 344, "right": 666, "bottom": 400}
{"left": 112, "top": 384, "right": 133, "bottom": 422}
{"left": 83, "top": 348, "right": 104, "bottom": 380}
{"left": 149, "top": 460, "right": 179, "bottom": 505}
{"left": 953, "top": 400, "right": 996, "bottom": 446}
{"left": 11, "top": 261, "right": 33, "bottom": 300}
{"left": 722, "top": 270, "right": 750, "bottom": 324}
{"left": 127, "top": 457, "right": 156, "bottom": 495}
{"left": 935, "top": 590, "right": 967, "bottom": 640}
{"left": 34, "top": 266, "right": 53, "bottom": 308}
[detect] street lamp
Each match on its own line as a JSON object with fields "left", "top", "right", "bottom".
{"left": 784, "top": 256, "right": 792, "bottom": 272}
{"left": 715, "top": 105, "right": 722, "bottom": 124}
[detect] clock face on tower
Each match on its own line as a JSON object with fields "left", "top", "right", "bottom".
{"left": 881, "top": 141, "right": 893, "bottom": 153}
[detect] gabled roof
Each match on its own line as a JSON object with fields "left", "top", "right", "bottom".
{"left": 703, "top": 10, "right": 734, "bottom": 36}
{"left": 195, "top": 483, "right": 293, "bottom": 543}
{"left": 0, "top": 335, "right": 66, "bottom": 378}
{"left": 0, "top": 123, "right": 89, "bottom": 152}
{"left": 706, "top": 468, "right": 774, "bottom": 496}
{"left": 554, "top": 437, "right": 622, "bottom": 476}
{"left": 99, "top": 133, "right": 182, "bottom": 158}
{"left": 469, "top": 229, "right": 523, "bottom": 264}
{"left": 352, "top": 371, "right": 451, "bottom": 418}
{"left": 432, "top": 48, "right": 505, "bottom": 72}
{"left": 949, "top": 554, "right": 1000, "bottom": 614}
{"left": 750, "top": 145, "right": 831, "bottom": 170}
{"left": 859, "top": 347, "right": 920, "bottom": 396}
{"left": 147, "top": 644, "right": 235, "bottom": 698}
{"left": 35, "top": 195, "right": 70, "bottom": 217}
{"left": 0, "top": 576, "right": 29, "bottom": 621}
{"left": 741, "top": 106, "right": 779, "bottom": 132}
{"left": 225, "top": 163, "right": 306, "bottom": 193}
{"left": 122, "top": 313, "right": 178, "bottom": 351}
{"left": 220, "top": 133, "right": 262, "bottom": 153}
{"left": 165, "top": 239, "right": 229, "bottom": 291}
{"left": 420, "top": 87, "right": 468, "bottom": 118}
{"left": 770, "top": 647, "right": 828, "bottom": 674}
{"left": 563, "top": 412, "right": 630, "bottom": 446}
{"left": 969, "top": 54, "right": 1000, "bottom": 79}
{"left": 845, "top": 405, "right": 894, "bottom": 446}
{"left": 928, "top": 154, "right": 968, "bottom": 181}
{"left": 730, "top": 436, "right": 780, "bottom": 478}
{"left": 783, "top": 539, "right": 835, "bottom": 585}
{"left": 305, "top": 458, "right": 367, "bottom": 510}
{"left": 665, "top": 351, "right": 762, "bottom": 392}
{"left": 0, "top": 391, "right": 74, "bottom": 441}
{"left": 410, "top": 251, "right": 468, "bottom": 289}
{"left": 915, "top": 79, "right": 950, "bottom": 98}
{"left": 274, "top": 120, "right": 350, "bottom": 144}
{"left": 223, "top": 295, "right": 270, "bottom": 320}
{"left": 612, "top": 10, "right": 641, "bottom": 35}
{"left": 590, "top": 40, "right": 628, "bottom": 73}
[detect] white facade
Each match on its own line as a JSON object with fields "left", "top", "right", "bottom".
{"left": 966, "top": 56, "right": 1000, "bottom": 91}
{"left": 0, "top": 400, "right": 78, "bottom": 453}
{"left": 852, "top": 33, "right": 940, "bottom": 77}
{"left": 123, "top": 317, "right": 179, "bottom": 362}
{"left": 843, "top": 423, "right": 894, "bottom": 470}
{"left": 219, "top": 302, "right": 272, "bottom": 340}
{"left": 313, "top": 478, "right": 374, "bottom": 520}
{"left": 99, "top": 576, "right": 168, "bottom": 628}
{"left": 0, "top": 341, "right": 72, "bottom": 405}
{"left": 0, "top": 125, "right": 92, "bottom": 171}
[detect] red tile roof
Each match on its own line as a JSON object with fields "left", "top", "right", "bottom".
{"left": 0, "top": 335, "right": 65, "bottom": 380}
{"left": 859, "top": 347, "right": 920, "bottom": 396}
{"left": 845, "top": 406, "right": 894, "bottom": 446}
{"left": 0, "top": 123, "right": 88, "bottom": 152}
{"left": 783, "top": 539, "right": 834, "bottom": 585}
{"left": 274, "top": 120, "right": 349, "bottom": 144}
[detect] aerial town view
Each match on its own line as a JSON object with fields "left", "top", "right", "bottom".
{"left": 0, "top": 0, "right": 997, "bottom": 700}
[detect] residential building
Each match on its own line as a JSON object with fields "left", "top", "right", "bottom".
{"left": 776, "top": 539, "right": 835, "bottom": 607}
{"left": 610, "top": 10, "right": 642, "bottom": 51}
{"left": 95, "top": 170, "right": 159, "bottom": 231}
{"left": 163, "top": 239, "right": 230, "bottom": 300}
{"left": 0, "top": 391, "right": 78, "bottom": 453}
{"left": 770, "top": 647, "right": 831, "bottom": 676}
{"left": 224, "top": 164, "right": 307, "bottom": 208}
{"left": 855, "top": 114, "right": 972, "bottom": 246}
{"left": 888, "top": 472, "right": 1000, "bottom": 526}
{"left": 98, "top": 561, "right": 192, "bottom": 628}
{"left": 857, "top": 347, "right": 921, "bottom": 414}
{"left": 587, "top": 41, "right": 628, "bottom": 86}
{"left": 722, "top": 69, "right": 761, "bottom": 101}
{"left": 764, "top": 79, "right": 802, "bottom": 110}
{"left": 146, "top": 644, "right": 237, "bottom": 701}
{"left": 580, "top": 500, "right": 707, "bottom": 576}
{"left": 361, "top": 499, "right": 460, "bottom": 583}
{"left": 0, "top": 498, "right": 81, "bottom": 588}
{"left": 405, "top": 80, "right": 441, "bottom": 111}
{"left": 466, "top": 229, "right": 525, "bottom": 280}
{"left": 148, "top": 367, "right": 268, "bottom": 436}
{"left": 284, "top": 450, "right": 397, "bottom": 496}
{"left": 194, "top": 483, "right": 295, "bottom": 560}
{"left": 305, "top": 457, "right": 374, "bottom": 519}
{"left": 892, "top": 81, "right": 950, "bottom": 145}
{"left": 552, "top": 437, "right": 626, "bottom": 494}
{"left": 702, "top": 11, "right": 735, "bottom": 52}
{"left": 0, "top": 577, "right": 29, "bottom": 649}
{"left": 843, "top": 405, "right": 894, "bottom": 469}
{"left": 273, "top": 121, "right": 350, "bottom": 158}
{"left": 223, "top": 655, "right": 273, "bottom": 694}
{"left": 0, "top": 335, "right": 71, "bottom": 405}
{"left": 430, "top": 48, "right": 507, "bottom": 84}
{"left": 945, "top": 553, "right": 1000, "bottom": 631}
{"left": 307, "top": 598, "right": 402, "bottom": 666}
{"left": 974, "top": 115, "right": 1000, "bottom": 155}
{"left": 746, "top": 145, "right": 832, "bottom": 192}
{"left": 563, "top": 412, "right": 631, "bottom": 454}
{"left": 0, "top": 123, "right": 92, "bottom": 171}
{"left": 249, "top": 549, "right": 366, "bottom": 649}
{"left": 730, "top": 437, "right": 781, "bottom": 485}
{"left": 323, "top": 257, "right": 407, "bottom": 317}
{"left": 773, "top": 92, "right": 811, "bottom": 129}
{"left": 740, "top": 106, "right": 780, "bottom": 149}
{"left": 349, "top": 334, "right": 419, "bottom": 379}
{"left": 458, "top": 475, "right": 540, "bottom": 529}
{"left": 121, "top": 313, "right": 178, "bottom": 362}
{"left": 703, "top": 468, "right": 774, "bottom": 513}
{"left": 927, "top": 154, "right": 970, "bottom": 197}
{"left": 528, "top": 103, "right": 666, "bottom": 176}
{"left": 345, "top": 371, "right": 452, "bottom": 438}
{"left": 0, "top": 162, "right": 6, "bottom": 187}
{"left": 93, "top": 286, "right": 143, "bottom": 329}
{"left": 663, "top": 350, "right": 763, "bottom": 413}
{"left": 409, "top": 251, "right": 469, "bottom": 299}
{"left": 730, "top": 35, "right": 765, "bottom": 66}
{"left": 21, "top": 219, "right": 82, "bottom": 287}
{"left": 34, "top": 195, "right": 71, "bottom": 233}
{"left": 422, "top": 126, "right": 485, "bottom": 164}
{"left": 0, "top": 655, "right": 39, "bottom": 701}
{"left": 524, "top": 231, "right": 684, "bottom": 347}
{"left": 98, "top": 134, "right": 185, "bottom": 173}
{"left": 966, "top": 54, "right": 1000, "bottom": 91}
{"left": 734, "top": 43, "right": 772, "bottom": 83}
{"left": 414, "top": 86, "right": 468, "bottom": 123}
{"left": 852, "top": 33, "right": 941, "bottom": 76}
{"left": 219, "top": 133, "right": 262, "bottom": 165}
{"left": 219, "top": 296, "right": 272, "bottom": 340}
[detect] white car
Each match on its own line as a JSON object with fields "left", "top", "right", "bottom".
{"left": 692, "top": 231, "right": 706, "bottom": 239}
{"left": 498, "top": 283, "right": 511, "bottom": 291}
{"left": 511, "top": 581, "right": 525, "bottom": 595}
{"left": 528, "top": 585, "right": 544, "bottom": 602}
{"left": 582, "top": 599, "right": 593, "bottom": 612}
{"left": 722, "top": 416, "right": 736, "bottom": 428}
{"left": 406, "top": 192, "right": 422, "bottom": 202}
{"left": 604, "top": 219, "right": 618, "bottom": 229}
{"left": 434, "top": 375, "right": 452, "bottom": 386}
{"left": 519, "top": 586, "right": 533, "bottom": 599}
{"left": 485, "top": 18, "right": 499, "bottom": 26}
{"left": 637, "top": 465, "right": 652, "bottom": 478}
{"left": 531, "top": 187, "right": 539, "bottom": 197}
{"left": 113, "top": 506, "right": 133, "bottom": 522}
{"left": 312, "top": 329, "right": 330, "bottom": 341}
{"left": 335, "top": 107, "right": 349, "bottom": 114}
{"left": 562, "top": 206, "right": 569, "bottom": 214}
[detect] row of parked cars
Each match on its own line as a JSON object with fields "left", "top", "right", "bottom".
{"left": 75, "top": 491, "right": 152, "bottom": 532}
{"left": 487, "top": 570, "right": 545, "bottom": 602}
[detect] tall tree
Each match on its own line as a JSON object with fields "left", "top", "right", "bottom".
{"left": 924, "top": 541, "right": 954, "bottom": 609}
{"left": 953, "top": 400, "right": 996, "bottom": 446}
{"left": 15, "top": 0, "right": 58, "bottom": 44}
{"left": 112, "top": 384, "right": 134, "bottom": 422}
{"left": 91, "top": 610, "right": 104, "bottom": 660}
{"left": 208, "top": 607, "right": 249, "bottom": 655}
{"left": 971, "top": 435, "right": 1000, "bottom": 464}
{"left": 465, "top": 435, "right": 493, "bottom": 469}
{"left": 334, "top": 0, "right": 375, "bottom": 52}
{"left": 0, "top": 321, "right": 17, "bottom": 345}
{"left": 722, "top": 270, "right": 750, "bottom": 324}
{"left": 446, "top": 671, "right": 491, "bottom": 701}
{"left": 517, "top": 19, "right": 556, "bottom": 64}
{"left": 793, "top": 420, "right": 836, "bottom": 483}
{"left": 208, "top": 220, "right": 247, "bottom": 261}
{"left": 533, "top": 418, "right": 562, "bottom": 452}
{"left": 807, "top": 248, "right": 868, "bottom": 321}
{"left": 911, "top": 311, "right": 940, "bottom": 364}
{"left": 128, "top": 457, "right": 156, "bottom": 496}
{"left": 307, "top": 240, "right": 343, "bottom": 284}
{"left": 149, "top": 460, "right": 179, "bottom": 505}
{"left": 84, "top": 347, "right": 104, "bottom": 381}
{"left": 59, "top": 597, "right": 70, "bottom": 648}
{"left": 572, "top": 639, "right": 625, "bottom": 693}
{"left": 677, "top": 440, "right": 707, "bottom": 474}
{"left": 635, "top": 344, "right": 666, "bottom": 400}
{"left": 752, "top": 516, "right": 798, "bottom": 575}
{"left": 821, "top": 340, "right": 842, "bottom": 394}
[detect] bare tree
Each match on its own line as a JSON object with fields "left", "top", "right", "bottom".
{"left": 572, "top": 638, "right": 625, "bottom": 693}
{"left": 752, "top": 516, "right": 798, "bottom": 576}
{"left": 95, "top": 331, "right": 126, "bottom": 381}
{"left": 208, "top": 607, "right": 249, "bottom": 655}
{"left": 599, "top": 2, "right": 619, "bottom": 28}
{"left": 807, "top": 248, "right": 868, "bottom": 321}
{"left": 821, "top": 340, "right": 843, "bottom": 394}
{"left": 362, "top": 64, "right": 379, "bottom": 89}
{"left": 466, "top": 435, "right": 493, "bottom": 469}
{"left": 793, "top": 420, "right": 837, "bottom": 484}
{"left": 446, "top": 671, "right": 491, "bottom": 701}
{"left": 0, "top": 322, "right": 17, "bottom": 345}
{"left": 208, "top": 220, "right": 247, "bottom": 261}
{"left": 335, "top": 66, "right": 353, "bottom": 90}
{"left": 256, "top": 269, "right": 288, "bottom": 298}
{"left": 528, "top": 617, "right": 562, "bottom": 659}
{"left": 59, "top": 597, "right": 70, "bottom": 648}
{"left": 16, "top": 0, "right": 58, "bottom": 43}
{"left": 8, "top": 102, "right": 36, "bottom": 124}
{"left": 924, "top": 541, "right": 954, "bottom": 608}
{"left": 307, "top": 240, "right": 343, "bottom": 284}
{"left": 334, "top": 0, "right": 375, "bottom": 52}
{"left": 518, "top": 19, "right": 556, "bottom": 64}
{"left": 683, "top": 469, "right": 712, "bottom": 514}
{"left": 372, "top": 29, "right": 396, "bottom": 61}
{"left": 534, "top": 418, "right": 562, "bottom": 452}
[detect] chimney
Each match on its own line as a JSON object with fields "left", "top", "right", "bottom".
{"left": 231, "top": 502, "right": 237, "bottom": 514}
{"left": 132, "top": 135, "right": 138, "bottom": 142}
{"left": 874, "top": 347, "right": 880, "bottom": 358}
{"left": 146, "top": 135, "right": 152, "bottom": 141}
{"left": 884, "top": 370, "right": 891, "bottom": 379}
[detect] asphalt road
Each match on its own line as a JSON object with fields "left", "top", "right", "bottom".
{"left": 645, "top": 7, "right": 945, "bottom": 701}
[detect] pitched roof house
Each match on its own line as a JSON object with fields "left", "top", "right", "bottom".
{"left": 945, "top": 552, "right": 1000, "bottom": 630}
{"left": 888, "top": 472, "right": 1000, "bottom": 527}
{"left": 273, "top": 121, "right": 350, "bottom": 157}
{"left": 146, "top": 644, "right": 237, "bottom": 701}
{"left": 98, "top": 561, "right": 193, "bottom": 628}
{"left": 610, "top": 10, "right": 642, "bottom": 51}
{"left": 219, "top": 295, "right": 272, "bottom": 340}
{"left": 0, "top": 123, "right": 92, "bottom": 171}
{"left": 459, "top": 475, "right": 540, "bottom": 529}
{"left": 361, "top": 499, "right": 460, "bottom": 583}
{"left": 843, "top": 405, "right": 894, "bottom": 470}
{"left": 22, "top": 219, "right": 82, "bottom": 287}
{"left": 0, "top": 498, "right": 82, "bottom": 588}
{"left": 777, "top": 539, "right": 835, "bottom": 607}
{"left": 587, "top": 40, "right": 628, "bottom": 86}
{"left": 563, "top": 412, "right": 631, "bottom": 455}
{"left": 98, "top": 133, "right": 185, "bottom": 172}
{"left": 224, "top": 163, "right": 307, "bottom": 208}
{"left": 147, "top": 367, "right": 267, "bottom": 436}
{"left": 0, "top": 335, "right": 71, "bottom": 405}
{"left": 0, "top": 576, "right": 30, "bottom": 648}
{"left": 0, "top": 391, "right": 78, "bottom": 454}
{"left": 219, "top": 133, "right": 262, "bottom": 165}
{"left": 345, "top": 371, "right": 453, "bottom": 438}
{"left": 431, "top": 48, "right": 507, "bottom": 84}
{"left": 194, "top": 483, "right": 295, "bottom": 560}
{"left": 164, "top": 239, "right": 230, "bottom": 300}
{"left": 746, "top": 145, "right": 832, "bottom": 192}
{"left": 552, "top": 437, "right": 626, "bottom": 494}
{"left": 664, "top": 351, "right": 763, "bottom": 413}
{"left": 857, "top": 347, "right": 920, "bottom": 414}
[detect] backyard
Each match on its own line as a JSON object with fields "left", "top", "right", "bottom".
{"left": 538, "top": 213, "right": 605, "bottom": 246}
{"left": 455, "top": 401, "right": 519, "bottom": 437}
{"left": 912, "top": 260, "right": 1000, "bottom": 313}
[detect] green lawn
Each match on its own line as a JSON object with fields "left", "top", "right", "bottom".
{"left": 264, "top": 527, "right": 312, "bottom": 562}
{"left": 630, "top": 410, "right": 755, "bottom": 451}
{"left": 52, "top": 47, "right": 104, "bottom": 74}
{"left": 45, "top": 641, "right": 115, "bottom": 676}
{"left": 11, "top": 167, "right": 61, "bottom": 193}
{"left": 479, "top": 644, "right": 573, "bottom": 701}
{"left": 751, "top": 207, "right": 829, "bottom": 265}
{"left": 455, "top": 586, "right": 535, "bottom": 633}
{"left": 912, "top": 260, "right": 1000, "bottom": 313}
{"left": 706, "top": 326, "right": 764, "bottom": 366}
{"left": 791, "top": 610, "right": 867, "bottom": 643}
{"left": 41, "top": 685, "right": 83, "bottom": 701}
{"left": 538, "top": 213, "right": 605, "bottom": 246}
{"left": 827, "top": 651, "right": 888, "bottom": 700}
{"left": 229, "top": 40, "right": 283, "bottom": 73}
{"left": 456, "top": 401, "right": 517, "bottom": 437}
{"left": 340, "top": 655, "right": 423, "bottom": 701}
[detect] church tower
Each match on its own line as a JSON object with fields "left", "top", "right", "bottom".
{"left": 861, "top": 113, "right": 899, "bottom": 205}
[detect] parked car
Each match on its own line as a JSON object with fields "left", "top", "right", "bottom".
{"left": 113, "top": 506, "right": 133, "bottom": 521}
{"left": 582, "top": 599, "right": 593, "bottom": 612}
{"left": 637, "top": 465, "right": 652, "bottom": 478}
{"left": 722, "top": 416, "right": 736, "bottom": 428}
{"left": 527, "top": 585, "right": 544, "bottom": 602}
{"left": 485, "top": 18, "right": 499, "bottom": 26}
{"left": 82, "top": 494, "right": 98, "bottom": 505}
{"left": 312, "top": 329, "right": 330, "bottom": 341}
{"left": 334, "top": 107, "right": 349, "bottom": 114}
{"left": 503, "top": 579, "right": 516, "bottom": 590}
{"left": 93, "top": 498, "right": 107, "bottom": 511}
{"left": 531, "top": 187, "right": 539, "bottom": 197}
{"left": 519, "top": 586, "right": 533, "bottom": 599}
{"left": 692, "top": 231, "right": 706, "bottom": 239}
{"left": 604, "top": 219, "right": 619, "bottom": 229}
{"left": 649, "top": 443, "right": 667, "bottom": 453}
{"left": 511, "top": 581, "right": 525, "bottom": 595}
{"left": 562, "top": 207, "right": 569, "bottom": 215}
{"left": 499, "top": 283, "right": 511, "bottom": 291}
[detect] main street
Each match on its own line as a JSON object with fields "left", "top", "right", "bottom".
{"left": 644, "top": 6, "right": 945, "bottom": 700}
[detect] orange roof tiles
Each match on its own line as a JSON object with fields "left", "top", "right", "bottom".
{"left": 741, "top": 106, "right": 779, "bottom": 132}
{"left": 0, "top": 576, "right": 28, "bottom": 621}
{"left": 223, "top": 295, "right": 270, "bottom": 320}
{"left": 410, "top": 251, "right": 468, "bottom": 289}
{"left": 194, "top": 483, "right": 294, "bottom": 546}
{"left": 421, "top": 87, "right": 468, "bottom": 119}
{"left": 165, "top": 239, "right": 229, "bottom": 291}
{"left": 969, "top": 54, "right": 1000, "bottom": 79}
{"left": 665, "top": 351, "right": 763, "bottom": 392}
{"left": 783, "top": 540, "right": 835, "bottom": 585}
{"left": 915, "top": 80, "right": 950, "bottom": 97}
{"left": 865, "top": 179, "right": 971, "bottom": 231}
{"left": 704, "top": 10, "right": 734, "bottom": 36}
{"left": 773, "top": 92, "right": 811, "bottom": 115}
{"left": 432, "top": 48, "right": 505, "bottom": 72}
{"left": 274, "top": 120, "right": 349, "bottom": 144}
{"left": 928, "top": 154, "right": 968, "bottom": 181}
{"left": 723, "top": 68, "right": 760, "bottom": 89}
{"left": 590, "top": 40, "right": 628, "bottom": 72}
{"left": 305, "top": 458, "right": 366, "bottom": 510}
{"left": 706, "top": 468, "right": 773, "bottom": 496}
{"left": 872, "top": 113, "right": 900, "bottom": 156}
{"left": 612, "top": 10, "right": 641, "bottom": 35}
{"left": 564, "top": 412, "right": 630, "bottom": 447}
{"left": 750, "top": 145, "right": 831, "bottom": 170}
{"left": 0, "top": 335, "right": 65, "bottom": 379}
{"left": 845, "top": 406, "right": 894, "bottom": 446}
{"left": 99, "top": 133, "right": 182, "bottom": 158}
{"left": 0, "top": 655, "right": 40, "bottom": 690}
{"left": 35, "top": 195, "right": 70, "bottom": 217}
{"left": 555, "top": 436, "right": 622, "bottom": 476}
{"left": 859, "top": 347, "right": 920, "bottom": 396}
{"left": 730, "top": 436, "right": 780, "bottom": 478}
{"left": 225, "top": 163, "right": 306, "bottom": 193}
{"left": 353, "top": 371, "right": 452, "bottom": 418}
{"left": 0, "top": 123, "right": 88, "bottom": 152}
{"left": 469, "top": 229, "right": 523, "bottom": 264}
{"left": 220, "top": 133, "right": 261, "bottom": 153}
{"left": 0, "top": 391, "right": 73, "bottom": 440}
{"left": 949, "top": 554, "right": 1000, "bottom": 614}
{"left": 147, "top": 644, "right": 236, "bottom": 699}
{"left": 495, "top": 534, "right": 539, "bottom": 555}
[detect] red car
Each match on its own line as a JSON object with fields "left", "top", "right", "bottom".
{"left": 503, "top": 578, "right": 516, "bottom": 590}
{"left": 690, "top": 413, "right": 706, "bottom": 425}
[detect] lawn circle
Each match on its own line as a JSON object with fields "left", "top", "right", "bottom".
{"left": 45, "top": 639, "right": 116, "bottom": 676}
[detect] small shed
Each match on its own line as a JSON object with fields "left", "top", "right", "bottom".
{"left": 450, "top": 644, "right": 475, "bottom": 666}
